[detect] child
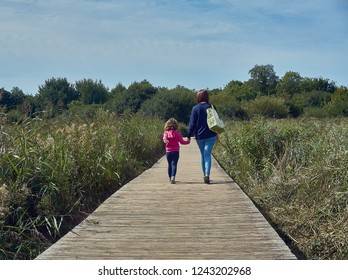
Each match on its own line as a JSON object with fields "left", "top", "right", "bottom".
{"left": 163, "top": 118, "right": 190, "bottom": 184}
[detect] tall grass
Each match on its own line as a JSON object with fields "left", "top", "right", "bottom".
{"left": 0, "top": 110, "right": 164, "bottom": 259}
{"left": 214, "top": 118, "right": 348, "bottom": 259}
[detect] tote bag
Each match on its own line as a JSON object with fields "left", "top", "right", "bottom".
{"left": 206, "top": 105, "right": 225, "bottom": 134}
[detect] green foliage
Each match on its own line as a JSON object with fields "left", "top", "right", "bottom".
{"left": 300, "top": 77, "right": 336, "bottom": 93}
{"left": 210, "top": 94, "right": 247, "bottom": 119}
{"left": 37, "top": 77, "right": 79, "bottom": 117}
{"left": 248, "top": 64, "right": 278, "bottom": 95}
{"left": 5, "top": 109, "right": 21, "bottom": 123}
{"left": 139, "top": 86, "right": 195, "bottom": 123}
{"left": 277, "top": 71, "right": 302, "bottom": 95}
{"left": 223, "top": 80, "right": 257, "bottom": 101}
{"left": 215, "top": 118, "right": 348, "bottom": 259}
{"left": 0, "top": 112, "right": 164, "bottom": 259}
{"left": 1, "top": 66, "right": 346, "bottom": 122}
{"left": 303, "top": 106, "right": 329, "bottom": 118}
{"left": 1, "top": 87, "right": 26, "bottom": 111}
{"left": 75, "top": 79, "right": 108, "bottom": 105}
{"left": 21, "top": 95, "right": 41, "bottom": 118}
{"left": 325, "top": 86, "right": 348, "bottom": 117}
{"left": 242, "top": 96, "right": 289, "bottom": 118}
{"left": 0, "top": 88, "right": 11, "bottom": 108}
{"left": 109, "top": 83, "right": 127, "bottom": 97}
{"left": 108, "top": 80, "right": 157, "bottom": 115}
{"left": 286, "top": 90, "right": 332, "bottom": 117}
{"left": 208, "top": 88, "right": 223, "bottom": 96}
{"left": 298, "top": 90, "right": 332, "bottom": 107}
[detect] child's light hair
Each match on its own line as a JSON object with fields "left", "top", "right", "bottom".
{"left": 164, "top": 118, "right": 179, "bottom": 131}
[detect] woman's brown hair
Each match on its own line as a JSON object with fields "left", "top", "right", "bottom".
{"left": 196, "top": 89, "right": 209, "bottom": 103}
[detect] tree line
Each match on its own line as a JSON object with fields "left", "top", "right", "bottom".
{"left": 1, "top": 64, "right": 347, "bottom": 123}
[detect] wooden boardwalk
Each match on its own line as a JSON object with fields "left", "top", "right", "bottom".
{"left": 36, "top": 143, "right": 296, "bottom": 260}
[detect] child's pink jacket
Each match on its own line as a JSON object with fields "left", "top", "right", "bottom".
{"left": 163, "top": 130, "right": 190, "bottom": 152}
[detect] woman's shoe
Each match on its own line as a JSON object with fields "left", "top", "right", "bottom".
{"left": 170, "top": 176, "right": 176, "bottom": 184}
{"left": 204, "top": 175, "right": 210, "bottom": 184}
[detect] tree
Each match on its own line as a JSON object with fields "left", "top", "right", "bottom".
{"left": 21, "top": 95, "right": 40, "bottom": 117}
{"left": 287, "top": 90, "right": 332, "bottom": 118}
{"left": 224, "top": 80, "right": 243, "bottom": 93}
{"left": 248, "top": 64, "right": 278, "bottom": 96}
{"left": 277, "top": 71, "right": 302, "bottom": 96}
{"left": 210, "top": 93, "right": 246, "bottom": 119}
{"left": 208, "top": 88, "right": 223, "bottom": 96}
{"left": 0, "top": 87, "right": 26, "bottom": 110}
{"left": 75, "top": 79, "right": 108, "bottom": 105}
{"left": 224, "top": 80, "right": 257, "bottom": 101}
{"left": 37, "top": 77, "right": 78, "bottom": 116}
{"left": 109, "top": 83, "right": 127, "bottom": 97}
{"left": 326, "top": 86, "right": 348, "bottom": 116}
{"left": 0, "top": 88, "right": 11, "bottom": 108}
{"left": 109, "top": 80, "right": 157, "bottom": 115}
{"left": 140, "top": 86, "right": 195, "bottom": 123}
{"left": 11, "top": 87, "right": 26, "bottom": 105}
{"left": 300, "top": 77, "right": 336, "bottom": 93}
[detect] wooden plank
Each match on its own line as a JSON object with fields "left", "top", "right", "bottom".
{"left": 36, "top": 143, "right": 296, "bottom": 260}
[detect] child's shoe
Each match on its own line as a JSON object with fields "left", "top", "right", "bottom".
{"left": 203, "top": 175, "right": 210, "bottom": 184}
{"left": 170, "top": 176, "right": 176, "bottom": 184}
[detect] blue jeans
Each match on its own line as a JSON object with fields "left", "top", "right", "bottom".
{"left": 166, "top": 151, "right": 179, "bottom": 178}
{"left": 196, "top": 136, "right": 216, "bottom": 176}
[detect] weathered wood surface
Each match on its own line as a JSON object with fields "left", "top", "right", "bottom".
{"left": 36, "top": 143, "right": 296, "bottom": 260}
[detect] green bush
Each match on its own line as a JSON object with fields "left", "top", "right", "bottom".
{"left": 288, "top": 90, "right": 332, "bottom": 116}
{"left": 242, "top": 96, "right": 289, "bottom": 118}
{"left": 139, "top": 86, "right": 195, "bottom": 124}
{"left": 210, "top": 94, "right": 247, "bottom": 119}
{"left": 303, "top": 106, "right": 329, "bottom": 118}
{"left": 325, "top": 87, "right": 348, "bottom": 117}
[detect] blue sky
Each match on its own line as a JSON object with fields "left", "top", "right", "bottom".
{"left": 1, "top": 0, "right": 347, "bottom": 95}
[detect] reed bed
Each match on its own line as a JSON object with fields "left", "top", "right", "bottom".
{"left": 214, "top": 118, "right": 348, "bottom": 259}
{"left": 2, "top": 110, "right": 347, "bottom": 260}
{"left": 0, "top": 110, "right": 164, "bottom": 259}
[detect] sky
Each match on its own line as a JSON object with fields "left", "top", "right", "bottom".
{"left": 1, "top": 0, "right": 347, "bottom": 95}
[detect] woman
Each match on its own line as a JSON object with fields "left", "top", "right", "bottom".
{"left": 187, "top": 89, "right": 218, "bottom": 184}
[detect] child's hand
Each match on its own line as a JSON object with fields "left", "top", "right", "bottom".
{"left": 163, "top": 139, "right": 169, "bottom": 144}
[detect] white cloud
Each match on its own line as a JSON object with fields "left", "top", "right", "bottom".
{"left": 0, "top": 0, "right": 347, "bottom": 93}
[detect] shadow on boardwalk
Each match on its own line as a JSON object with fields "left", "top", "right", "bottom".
{"left": 36, "top": 143, "right": 296, "bottom": 260}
